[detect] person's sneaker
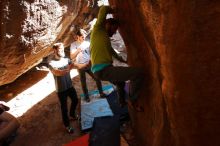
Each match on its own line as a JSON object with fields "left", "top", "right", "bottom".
{"left": 66, "top": 126, "right": 74, "bottom": 134}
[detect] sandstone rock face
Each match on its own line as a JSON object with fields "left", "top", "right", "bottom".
{"left": 110, "top": 0, "right": 220, "bottom": 146}
{"left": 0, "top": 0, "right": 98, "bottom": 85}
{"left": 1, "top": 0, "right": 220, "bottom": 146}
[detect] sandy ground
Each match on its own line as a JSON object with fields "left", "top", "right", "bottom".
{"left": 0, "top": 55, "right": 132, "bottom": 146}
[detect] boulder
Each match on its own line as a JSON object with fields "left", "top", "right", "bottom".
{"left": 110, "top": 0, "right": 220, "bottom": 146}
{"left": 0, "top": 0, "right": 98, "bottom": 85}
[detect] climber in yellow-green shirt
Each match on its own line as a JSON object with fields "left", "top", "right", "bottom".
{"left": 90, "top": 6, "right": 144, "bottom": 112}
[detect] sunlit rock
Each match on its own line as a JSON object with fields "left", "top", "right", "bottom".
{"left": 0, "top": 0, "right": 98, "bottom": 85}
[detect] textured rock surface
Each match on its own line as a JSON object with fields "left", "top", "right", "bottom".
{"left": 1, "top": 0, "right": 220, "bottom": 146}
{"left": 0, "top": 0, "right": 98, "bottom": 85}
{"left": 110, "top": 0, "right": 220, "bottom": 146}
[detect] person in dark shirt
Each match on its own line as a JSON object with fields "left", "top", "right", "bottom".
{"left": 48, "top": 43, "right": 88, "bottom": 133}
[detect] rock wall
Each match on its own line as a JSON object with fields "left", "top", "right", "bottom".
{"left": 1, "top": 0, "right": 220, "bottom": 146}
{"left": 0, "top": 0, "right": 98, "bottom": 85}
{"left": 110, "top": 0, "right": 220, "bottom": 146}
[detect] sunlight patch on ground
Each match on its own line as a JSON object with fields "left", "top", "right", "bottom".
{"left": 7, "top": 69, "right": 78, "bottom": 118}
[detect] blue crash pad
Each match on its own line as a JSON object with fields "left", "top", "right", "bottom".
{"left": 80, "top": 84, "right": 114, "bottom": 130}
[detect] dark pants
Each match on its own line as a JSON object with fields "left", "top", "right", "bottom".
{"left": 57, "top": 87, "right": 78, "bottom": 127}
{"left": 94, "top": 66, "right": 143, "bottom": 102}
{"left": 78, "top": 68, "right": 103, "bottom": 99}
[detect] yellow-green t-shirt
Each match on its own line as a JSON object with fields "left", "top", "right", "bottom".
{"left": 90, "top": 6, "right": 113, "bottom": 73}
